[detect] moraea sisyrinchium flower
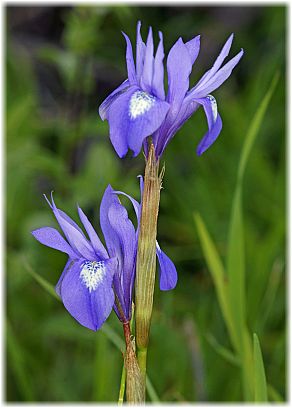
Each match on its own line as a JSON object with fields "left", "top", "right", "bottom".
{"left": 99, "top": 21, "right": 243, "bottom": 158}
{"left": 32, "top": 184, "right": 176, "bottom": 331}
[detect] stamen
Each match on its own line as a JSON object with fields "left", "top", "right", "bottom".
{"left": 129, "top": 91, "right": 155, "bottom": 119}
{"left": 207, "top": 95, "right": 218, "bottom": 121}
{"left": 80, "top": 261, "right": 106, "bottom": 292}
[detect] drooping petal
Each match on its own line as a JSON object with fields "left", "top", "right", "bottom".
{"left": 107, "top": 86, "right": 170, "bottom": 157}
{"left": 31, "top": 227, "right": 77, "bottom": 259}
{"left": 140, "top": 27, "right": 154, "bottom": 93}
{"left": 152, "top": 31, "right": 165, "bottom": 100}
{"left": 122, "top": 32, "right": 137, "bottom": 85}
{"left": 56, "top": 259, "right": 75, "bottom": 297}
{"left": 106, "top": 86, "right": 137, "bottom": 157}
{"left": 185, "top": 34, "right": 200, "bottom": 64}
{"left": 166, "top": 37, "right": 192, "bottom": 112}
{"left": 156, "top": 242, "right": 178, "bottom": 290}
{"left": 108, "top": 201, "right": 136, "bottom": 318}
{"left": 99, "top": 80, "right": 130, "bottom": 121}
{"left": 60, "top": 258, "right": 115, "bottom": 331}
{"left": 195, "top": 95, "right": 223, "bottom": 155}
{"left": 136, "top": 21, "right": 146, "bottom": 81}
{"left": 77, "top": 206, "right": 109, "bottom": 259}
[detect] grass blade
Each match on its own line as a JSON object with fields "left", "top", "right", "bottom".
{"left": 205, "top": 333, "right": 240, "bottom": 367}
{"left": 22, "top": 257, "right": 60, "bottom": 301}
{"left": 253, "top": 333, "right": 268, "bottom": 402}
{"left": 194, "top": 213, "right": 237, "bottom": 349}
{"left": 6, "top": 320, "right": 34, "bottom": 401}
{"left": 237, "top": 71, "right": 280, "bottom": 183}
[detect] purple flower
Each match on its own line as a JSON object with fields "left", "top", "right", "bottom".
{"left": 32, "top": 184, "right": 177, "bottom": 331}
{"left": 99, "top": 21, "right": 243, "bottom": 158}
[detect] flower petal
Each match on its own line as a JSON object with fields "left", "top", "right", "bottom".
{"left": 136, "top": 21, "right": 146, "bottom": 81}
{"left": 55, "top": 259, "right": 74, "bottom": 297}
{"left": 60, "top": 259, "right": 115, "bottom": 331}
{"left": 156, "top": 242, "right": 178, "bottom": 290}
{"left": 185, "top": 34, "right": 200, "bottom": 64}
{"left": 191, "top": 34, "right": 234, "bottom": 94}
{"left": 195, "top": 95, "right": 223, "bottom": 155}
{"left": 195, "top": 49, "right": 243, "bottom": 97}
{"left": 107, "top": 86, "right": 170, "bottom": 157}
{"left": 99, "top": 80, "right": 130, "bottom": 121}
{"left": 140, "top": 27, "right": 154, "bottom": 93}
{"left": 100, "top": 185, "right": 122, "bottom": 258}
{"left": 108, "top": 201, "right": 136, "bottom": 319}
{"left": 122, "top": 32, "right": 137, "bottom": 85}
{"left": 77, "top": 206, "right": 109, "bottom": 259}
{"left": 152, "top": 31, "right": 165, "bottom": 100}
{"left": 48, "top": 196, "right": 96, "bottom": 260}
{"left": 31, "top": 227, "right": 77, "bottom": 259}
{"left": 166, "top": 37, "right": 192, "bottom": 112}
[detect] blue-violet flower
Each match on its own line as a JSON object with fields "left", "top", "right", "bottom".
{"left": 99, "top": 21, "right": 243, "bottom": 158}
{"left": 32, "top": 184, "right": 176, "bottom": 331}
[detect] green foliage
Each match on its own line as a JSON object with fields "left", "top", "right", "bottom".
{"left": 253, "top": 334, "right": 268, "bottom": 402}
{"left": 6, "top": 5, "right": 285, "bottom": 403}
{"left": 195, "top": 71, "right": 281, "bottom": 401}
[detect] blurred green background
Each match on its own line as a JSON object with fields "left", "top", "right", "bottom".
{"left": 6, "top": 4, "right": 285, "bottom": 402}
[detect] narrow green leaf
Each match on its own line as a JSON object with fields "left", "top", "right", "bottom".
{"left": 6, "top": 320, "right": 34, "bottom": 401}
{"left": 226, "top": 71, "right": 279, "bottom": 400}
{"left": 205, "top": 333, "right": 240, "bottom": 366}
{"left": 146, "top": 376, "right": 160, "bottom": 402}
{"left": 194, "top": 213, "right": 237, "bottom": 349}
{"left": 267, "top": 384, "right": 284, "bottom": 402}
{"left": 237, "top": 71, "right": 280, "bottom": 183}
{"left": 22, "top": 258, "right": 60, "bottom": 301}
{"left": 253, "top": 333, "right": 268, "bottom": 402}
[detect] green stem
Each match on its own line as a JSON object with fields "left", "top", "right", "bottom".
{"left": 137, "top": 347, "right": 147, "bottom": 385}
{"left": 118, "top": 363, "right": 126, "bottom": 405}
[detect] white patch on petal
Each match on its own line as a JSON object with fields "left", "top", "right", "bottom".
{"left": 80, "top": 261, "right": 106, "bottom": 292}
{"left": 129, "top": 91, "right": 155, "bottom": 119}
{"left": 207, "top": 95, "right": 218, "bottom": 121}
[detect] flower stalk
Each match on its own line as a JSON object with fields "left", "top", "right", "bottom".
{"left": 135, "top": 142, "right": 162, "bottom": 394}
{"left": 123, "top": 322, "right": 144, "bottom": 403}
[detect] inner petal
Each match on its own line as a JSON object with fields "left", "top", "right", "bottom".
{"left": 129, "top": 90, "right": 155, "bottom": 119}
{"left": 80, "top": 261, "right": 106, "bottom": 293}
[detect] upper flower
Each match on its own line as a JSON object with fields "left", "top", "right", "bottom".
{"left": 99, "top": 21, "right": 243, "bottom": 158}
{"left": 31, "top": 183, "right": 177, "bottom": 331}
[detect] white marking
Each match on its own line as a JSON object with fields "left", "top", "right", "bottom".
{"left": 80, "top": 261, "right": 105, "bottom": 292}
{"left": 207, "top": 95, "right": 218, "bottom": 121}
{"left": 129, "top": 91, "right": 155, "bottom": 119}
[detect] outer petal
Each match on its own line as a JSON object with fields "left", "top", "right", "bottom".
{"left": 140, "top": 27, "right": 154, "bottom": 93}
{"left": 122, "top": 32, "right": 137, "bottom": 85}
{"left": 195, "top": 95, "right": 223, "bottom": 155}
{"left": 107, "top": 86, "right": 170, "bottom": 157}
{"left": 156, "top": 242, "right": 178, "bottom": 290}
{"left": 60, "top": 259, "right": 115, "bottom": 331}
{"left": 152, "top": 31, "right": 165, "bottom": 100}
{"left": 77, "top": 206, "right": 109, "bottom": 259}
{"left": 56, "top": 259, "right": 74, "bottom": 297}
{"left": 185, "top": 35, "right": 200, "bottom": 65}
{"left": 99, "top": 80, "right": 130, "bottom": 121}
{"left": 31, "top": 227, "right": 77, "bottom": 259}
{"left": 136, "top": 21, "right": 146, "bottom": 81}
